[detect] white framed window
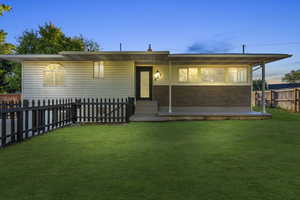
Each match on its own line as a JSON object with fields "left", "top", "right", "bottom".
{"left": 228, "top": 68, "right": 248, "bottom": 83}
{"left": 188, "top": 67, "right": 198, "bottom": 82}
{"left": 179, "top": 68, "right": 188, "bottom": 82}
{"left": 43, "top": 64, "right": 64, "bottom": 87}
{"left": 178, "top": 67, "right": 199, "bottom": 82}
{"left": 94, "top": 61, "right": 104, "bottom": 79}
{"left": 201, "top": 68, "right": 225, "bottom": 83}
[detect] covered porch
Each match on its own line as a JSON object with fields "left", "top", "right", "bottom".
{"left": 131, "top": 53, "right": 291, "bottom": 121}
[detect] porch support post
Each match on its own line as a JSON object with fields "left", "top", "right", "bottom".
{"left": 168, "top": 61, "right": 172, "bottom": 113}
{"left": 261, "top": 63, "right": 266, "bottom": 113}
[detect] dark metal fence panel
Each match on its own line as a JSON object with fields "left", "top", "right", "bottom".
{"left": 0, "top": 97, "right": 135, "bottom": 148}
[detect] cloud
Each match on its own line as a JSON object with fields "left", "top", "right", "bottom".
{"left": 186, "top": 40, "right": 234, "bottom": 53}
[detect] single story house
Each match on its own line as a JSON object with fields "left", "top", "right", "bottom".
{"left": 0, "top": 50, "right": 291, "bottom": 119}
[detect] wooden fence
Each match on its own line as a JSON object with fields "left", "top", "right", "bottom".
{"left": 0, "top": 94, "right": 21, "bottom": 102}
{"left": 254, "top": 88, "right": 300, "bottom": 112}
{"left": 0, "top": 97, "right": 135, "bottom": 148}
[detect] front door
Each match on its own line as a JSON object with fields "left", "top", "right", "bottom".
{"left": 136, "top": 66, "right": 152, "bottom": 100}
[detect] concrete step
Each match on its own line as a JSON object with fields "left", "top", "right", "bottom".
{"left": 136, "top": 100, "right": 158, "bottom": 106}
{"left": 135, "top": 100, "right": 158, "bottom": 114}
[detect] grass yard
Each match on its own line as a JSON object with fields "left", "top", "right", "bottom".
{"left": 1, "top": 109, "right": 300, "bottom": 200}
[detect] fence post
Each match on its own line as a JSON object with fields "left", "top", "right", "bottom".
{"left": 1, "top": 111, "right": 7, "bottom": 147}
{"left": 294, "top": 88, "right": 297, "bottom": 112}
{"left": 270, "top": 90, "right": 273, "bottom": 108}
{"left": 23, "top": 100, "right": 29, "bottom": 138}
{"left": 297, "top": 88, "right": 300, "bottom": 112}
{"left": 128, "top": 97, "right": 135, "bottom": 115}
{"left": 125, "top": 99, "right": 129, "bottom": 123}
{"left": 295, "top": 88, "right": 299, "bottom": 112}
{"left": 32, "top": 100, "right": 36, "bottom": 136}
{"left": 16, "top": 108, "right": 23, "bottom": 142}
{"left": 72, "top": 99, "right": 78, "bottom": 123}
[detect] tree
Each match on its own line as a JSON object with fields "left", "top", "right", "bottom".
{"left": 17, "top": 22, "right": 100, "bottom": 54}
{"left": 0, "top": 4, "right": 11, "bottom": 16}
{"left": 253, "top": 79, "right": 268, "bottom": 91}
{"left": 0, "top": 30, "right": 15, "bottom": 54}
{"left": 82, "top": 36, "right": 100, "bottom": 52}
{"left": 282, "top": 70, "right": 300, "bottom": 83}
{"left": 0, "top": 4, "right": 18, "bottom": 93}
{"left": 0, "top": 4, "right": 14, "bottom": 54}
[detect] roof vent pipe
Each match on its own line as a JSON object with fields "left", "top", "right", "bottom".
{"left": 147, "top": 44, "right": 152, "bottom": 52}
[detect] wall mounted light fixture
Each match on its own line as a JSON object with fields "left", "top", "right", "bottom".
{"left": 154, "top": 70, "right": 161, "bottom": 81}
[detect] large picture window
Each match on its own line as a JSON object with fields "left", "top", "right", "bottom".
{"left": 177, "top": 66, "right": 248, "bottom": 84}
{"left": 178, "top": 67, "right": 198, "bottom": 82}
{"left": 201, "top": 68, "right": 225, "bottom": 83}
{"left": 43, "top": 64, "right": 64, "bottom": 87}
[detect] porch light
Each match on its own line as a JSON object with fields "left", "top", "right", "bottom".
{"left": 154, "top": 70, "right": 161, "bottom": 81}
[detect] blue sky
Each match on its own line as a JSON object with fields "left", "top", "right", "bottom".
{"left": 1, "top": 0, "right": 300, "bottom": 80}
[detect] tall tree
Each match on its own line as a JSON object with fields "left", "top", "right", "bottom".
{"left": 0, "top": 4, "right": 18, "bottom": 93}
{"left": 282, "top": 70, "right": 300, "bottom": 83}
{"left": 17, "top": 22, "right": 100, "bottom": 54}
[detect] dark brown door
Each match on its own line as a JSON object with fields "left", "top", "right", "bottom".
{"left": 136, "top": 66, "right": 152, "bottom": 100}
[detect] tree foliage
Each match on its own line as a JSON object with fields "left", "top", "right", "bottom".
{"left": 0, "top": 30, "right": 15, "bottom": 54}
{"left": 253, "top": 79, "right": 268, "bottom": 91}
{"left": 282, "top": 70, "right": 300, "bottom": 83}
{"left": 17, "top": 22, "right": 100, "bottom": 54}
{"left": 0, "top": 4, "right": 11, "bottom": 16}
{"left": 0, "top": 4, "right": 18, "bottom": 93}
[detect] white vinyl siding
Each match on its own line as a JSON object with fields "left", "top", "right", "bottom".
{"left": 22, "top": 61, "right": 134, "bottom": 100}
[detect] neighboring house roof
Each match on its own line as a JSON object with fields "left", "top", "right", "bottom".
{"left": 268, "top": 83, "right": 300, "bottom": 90}
{"left": 0, "top": 51, "right": 292, "bottom": 66}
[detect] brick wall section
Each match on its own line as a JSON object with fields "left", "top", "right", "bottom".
{"left": 153, "top": 86, "right": 169, "bottom": 106}
{"left": 153, "top": 85, "right": 251, "bottom": 107}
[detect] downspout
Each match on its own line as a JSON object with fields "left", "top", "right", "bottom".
{"left": 168, "top": 61, "right": 172, "bottom": 113}
{"left": 261, "top": 63, "right": 266, "bottom": 113}
{"left": 21, "top": 62, "right": 24, "bottom": 101}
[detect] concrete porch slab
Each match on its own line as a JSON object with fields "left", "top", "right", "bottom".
{"left": 158, "top": 111, "right": 272, "bottom": 120}
{"left": 129, "top": 114, "right": 169, "bottom": 122}
{"left": 130, "top": 112, "right": 271, "bottom": 122}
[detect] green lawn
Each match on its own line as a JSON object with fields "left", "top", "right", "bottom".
{"left": 1, "top": 109, "right": 300, "bottom": 200}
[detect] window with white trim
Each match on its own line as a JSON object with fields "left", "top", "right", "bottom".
{"left": 228, "top": 68, "right": 247, "bottom": 83}
{"left": 179, "top": 68, "right": 188, "bottom": 82}
{"left": 94, "top": 61, "right": 104, "bottom": 79}
{"left": 43, "top": 64, "right": 64, "bottom": 87}
{"left": 201, "top": 68, "right": 225, "bottom": 83}
{"left": 178, "top": 67, "right": 198, "bottom": 82}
